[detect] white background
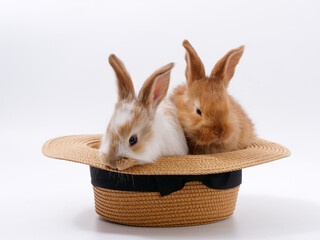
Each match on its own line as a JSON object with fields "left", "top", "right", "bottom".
{"left": 1, "top": 0, "right": 320, "bottom": 239}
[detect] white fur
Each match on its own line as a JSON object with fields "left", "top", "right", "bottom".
{"left": 99, "top": 101, "right": 135, "bottom": 156}
{"left": 126, "top": 98, "right": 188, "bottom": 164}
{"left": 99, "top": 134, "right": 109, "bottom": 154}
{"left": 110, "top": 101, "right": 134, "bottom": 130}
{"left": 100, "top": 98, "right": 188, "bottom": 165}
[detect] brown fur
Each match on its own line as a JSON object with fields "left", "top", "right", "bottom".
{"left": 171, "top": 40, "right": 255, "bottom": 154}
{"left": 109, "top": 54, "right": 135, "bottom": 101}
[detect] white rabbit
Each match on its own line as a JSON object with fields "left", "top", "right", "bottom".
{"left": 99, "top": 54, "right": 188, "bottom": 170}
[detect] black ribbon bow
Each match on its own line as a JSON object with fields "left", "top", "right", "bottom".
{"left": 90, "top": 166, "right": 242, "bottom": 197}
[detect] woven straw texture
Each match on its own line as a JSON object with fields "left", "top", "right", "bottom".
{"left": 42, "top": 134, "right": 290, "bottom": 175}
{"left": 93, "top": 181, "right": 240, "bottom": 227}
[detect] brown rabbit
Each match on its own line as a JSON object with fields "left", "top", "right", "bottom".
{"left": 170, "top": 40, "right": 256, "bottom": 154}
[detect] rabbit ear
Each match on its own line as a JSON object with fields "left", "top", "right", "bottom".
{"left": 109, "top": 54, "right": 135, "bottom": 101}
{"left": 183, "top": 40, "right": 205, "bottom": 86}
{"left": 138, "top": 63, "right": 174, "bottom": 111}
{"left": 210, "top": 45, "right": 245, "bottom": 87}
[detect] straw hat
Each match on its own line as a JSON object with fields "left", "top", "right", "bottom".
{"left": 43, "top": 134, "right": 290, "bottom": 175}
{"left": 42, "top": 134, "right": 290, "bottom": 227}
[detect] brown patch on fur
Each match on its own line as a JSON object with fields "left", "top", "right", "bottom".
{"left": 129, "top": 103, "right": 154, "bottom": 154}
{"left": 171, "top": 41, "right": 255, "bottom": 154}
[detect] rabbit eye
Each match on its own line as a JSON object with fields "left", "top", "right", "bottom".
{"left": 129, "top": 135, "right": 138, "bottom": 146}
{"left": 196, "top": 108, "right": 202, "bottom": 116}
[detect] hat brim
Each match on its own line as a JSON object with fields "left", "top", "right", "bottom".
{"left": 42, "top": 134, "right": 290, "bottom": 175}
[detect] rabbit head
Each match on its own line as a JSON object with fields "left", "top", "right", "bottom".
{"left": 175, "top": 40, "right": 245, "bottom": 146}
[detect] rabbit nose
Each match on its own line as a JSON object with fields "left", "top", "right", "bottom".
{"left": 213, "top": 127, "right": 224, "bottom": 138}
{"left": 104, "top": 154, "right": 119, "bottom": 169}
